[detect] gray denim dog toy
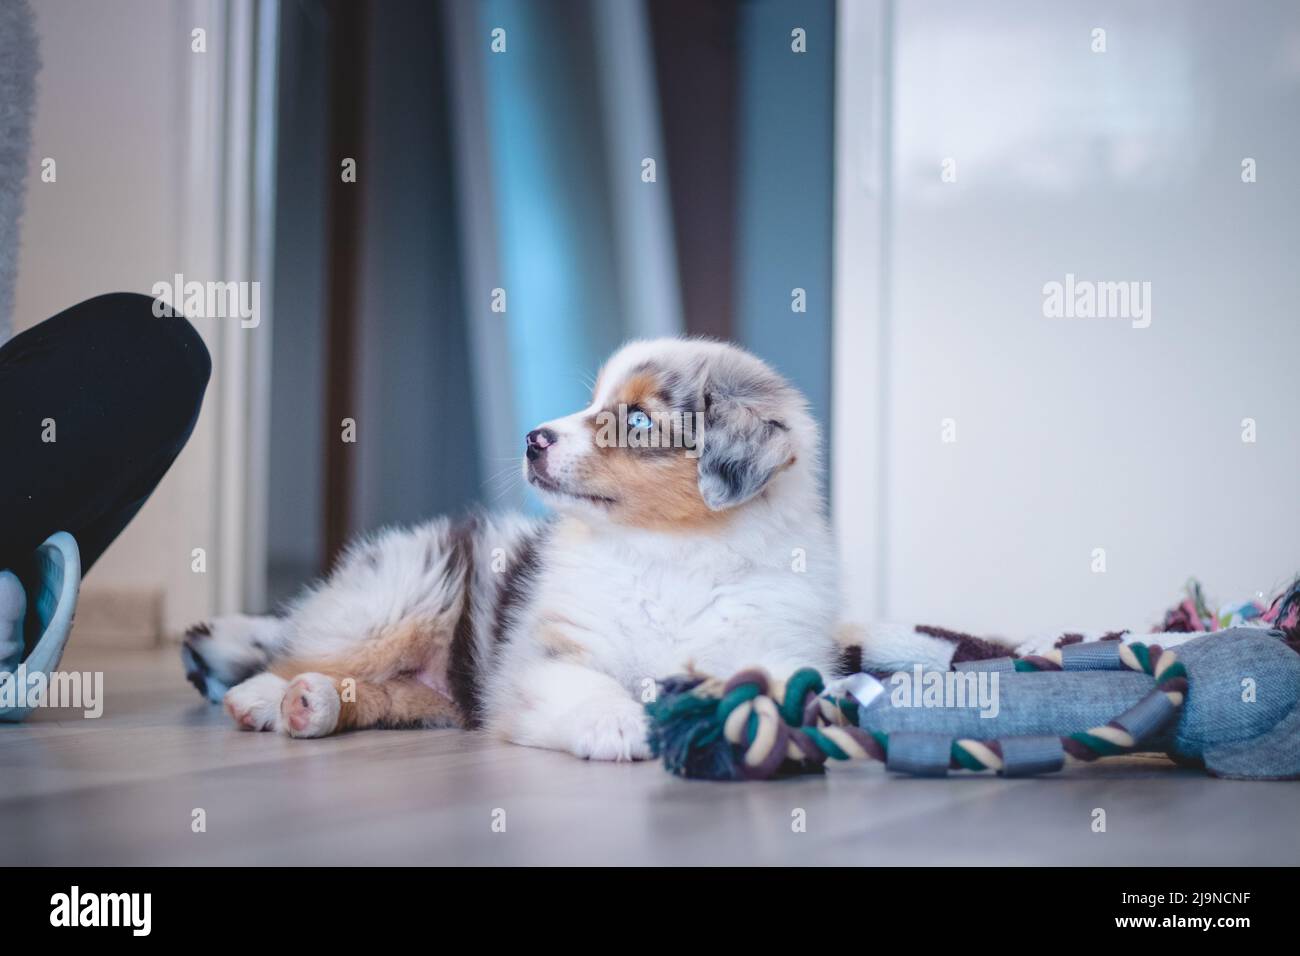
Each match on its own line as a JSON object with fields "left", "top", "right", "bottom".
{"left": 647, "top": 627, "right": 1300, "bottom": 781}
{"left": 863, "top": 628, "right": 1300, "bottom": 780}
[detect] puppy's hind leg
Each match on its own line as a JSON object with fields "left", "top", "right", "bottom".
{"left": 262, "top": 612, "right": 466, "bottom": 737}
{"left": 275, "top": 671, "right": 459, "bottom": 738}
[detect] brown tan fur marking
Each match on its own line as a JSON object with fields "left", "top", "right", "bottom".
{"left": 270, "top": 614, "right": 455, "bottom": 685}
{"left": 333, "top": 675, "right": 458, "bottom": 730}
{"left": 579, "top": 367, "right": 726, "bottom": 532}
{"left": 536, "top": 615, "right": 589, "bottom": 660}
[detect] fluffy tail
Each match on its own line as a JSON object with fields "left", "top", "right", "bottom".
{"left": 181, "top": 614, "right": 291, "bottom": 702}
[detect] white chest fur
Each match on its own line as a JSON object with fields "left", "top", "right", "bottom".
{"left": 510, "top": 513, "right": 841, "bottom": 690}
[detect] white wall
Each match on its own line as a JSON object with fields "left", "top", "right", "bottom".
{"left": 15, "top": 0, "right": 185, "bottom": 328}
{"left": 13, "top": 0, "right": 233, "bottom": 636}
{"left": 836, "top": 0, "right": 1300, "bottom": 636}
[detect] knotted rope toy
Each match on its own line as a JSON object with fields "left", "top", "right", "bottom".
{"left": 648, "top": 625, "right": 1300, "bottom": 781}
{"left": 648, "top": 641, "right": 1187, "bottom": 780}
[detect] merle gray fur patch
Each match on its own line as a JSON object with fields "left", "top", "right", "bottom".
{"left": 694, "top": 352, "right": 799, "bottom": 510}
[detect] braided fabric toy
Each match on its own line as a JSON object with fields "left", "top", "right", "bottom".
{"left": 648, "top": 641, "right": 1187, "bottom": 780}
{"left": 649, "top": 625, "right": 1300, "bottom": 781}
{"left": 650, "top": 578, "right": 1300, "bottom": 781}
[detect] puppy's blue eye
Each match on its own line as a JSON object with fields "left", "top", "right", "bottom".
{"left": 627, "top": 409, "right": 652, "bottom": 430}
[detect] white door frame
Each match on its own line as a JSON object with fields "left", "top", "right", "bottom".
{"left": 181, "top": 0, "right": 280, "bottom": 619}
{"left": 831, "top": 0, "right": 894, "bottom": 623}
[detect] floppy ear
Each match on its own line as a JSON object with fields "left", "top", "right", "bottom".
{"left": 696, "top": 388, "right": 796, "bottom": 511}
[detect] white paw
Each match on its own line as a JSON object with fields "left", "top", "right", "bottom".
{"left": 280, "top": 673, "right": 341, "bottom": 738}
{"left": 569, "top": 697, "right": 651, "bottom": 762}
{"left": 223, "top": 672, "right": 289, "bottom": 732}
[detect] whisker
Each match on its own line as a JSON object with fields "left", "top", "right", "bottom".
{"left": 487, "top": 470, "right": 524, "bottom": 503}
{"left": 484, "top": 464, "right": 523, "bottom": 490}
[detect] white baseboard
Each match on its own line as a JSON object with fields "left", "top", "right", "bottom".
{"left": 72, "top": 587, "right": 164, "bottom": 649}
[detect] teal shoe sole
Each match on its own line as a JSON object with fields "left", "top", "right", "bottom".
{"left": 0, "top": 570, "right": 24, "bottom": 673}
{"left": 0, "top": 532, "right": 82, "bottom": 722}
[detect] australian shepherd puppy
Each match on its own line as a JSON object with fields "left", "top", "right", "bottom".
{"left": 181, "top": 338, "right": 841, "bottom": 760}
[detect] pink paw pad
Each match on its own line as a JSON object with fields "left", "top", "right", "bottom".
{"left": 279, "top": 673, "right": 341, "bottom": 738}
{"left": 282, "top": 682, "right": 315, "bottom": 732}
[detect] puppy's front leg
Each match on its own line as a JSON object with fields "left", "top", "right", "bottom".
{"left": 492, "top": 659, "right": 650, "bottom": 762}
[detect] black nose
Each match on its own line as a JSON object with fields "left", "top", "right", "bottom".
{"left": 526, "top": 427, "right": 557, "bottom": 461}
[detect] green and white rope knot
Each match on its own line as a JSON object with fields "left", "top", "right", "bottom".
{"left": 711, "top": 667, "right": 883, "bottom": 779}
{"left": 711, "top": 642, "right": 1188, "bottom": 779}
{"left": 1011, "top": 641, "right": 1188, "bottom": 768}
